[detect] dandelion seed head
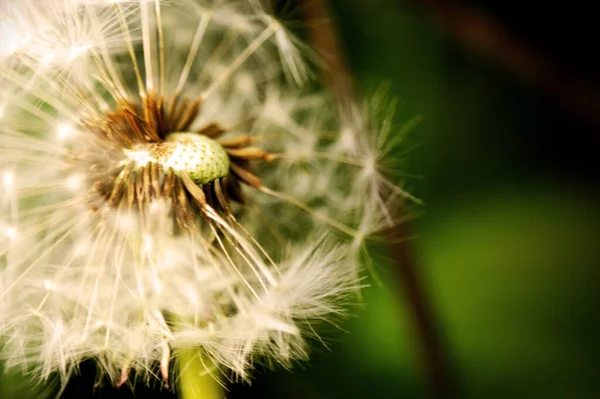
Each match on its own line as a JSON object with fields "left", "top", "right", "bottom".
{"left": 0, "top": 0, "right": 414, "bottom": 390}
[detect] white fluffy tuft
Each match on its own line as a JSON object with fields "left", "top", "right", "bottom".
{"left": 0, "top": 0, "right": 413, "bottom": 388}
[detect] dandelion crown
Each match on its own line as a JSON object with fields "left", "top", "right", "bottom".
{"left": 0, "top": 0, "right": 412, "bottom": 391}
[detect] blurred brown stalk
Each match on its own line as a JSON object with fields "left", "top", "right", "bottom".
{"left": 300, "top": 1, "right": 456, "bottom": 398}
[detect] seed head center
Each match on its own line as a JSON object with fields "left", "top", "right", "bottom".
{"left": 124, "top": 133, "right": 230, "bottom": 185}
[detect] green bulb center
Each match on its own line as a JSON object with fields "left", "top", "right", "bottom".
{"left": 124, "top": 133, "right": 230, "bottom": 185}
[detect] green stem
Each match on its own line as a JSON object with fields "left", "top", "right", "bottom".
{"left": 178, "top": 349, "right": 224, "bottom": 399}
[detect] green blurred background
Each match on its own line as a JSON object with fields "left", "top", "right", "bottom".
{"left": 2, "top": 0, "right": 599, "bottom": 398}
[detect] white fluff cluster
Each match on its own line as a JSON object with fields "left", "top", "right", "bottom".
{"left": 0, "top": 0, "right": 411, "bottom": 389}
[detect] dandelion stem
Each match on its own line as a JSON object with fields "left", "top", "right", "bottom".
{"left": 178, "top": 349, "right": 224, "bottom": 399}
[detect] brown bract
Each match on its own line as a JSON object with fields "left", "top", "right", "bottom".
{"left": 77, "top": 92, "right": 272, "bottom": 231}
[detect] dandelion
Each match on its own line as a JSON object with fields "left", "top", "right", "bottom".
{"left": 0, "top": 0, "right": 411, "bottom": 393}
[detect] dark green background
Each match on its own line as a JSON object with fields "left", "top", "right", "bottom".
{"left": 2, "top": 1, "right": 599, "bottom": 398}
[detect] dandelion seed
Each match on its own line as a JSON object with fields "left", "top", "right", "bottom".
{"left": 0, "top": 0, "right": 413, "bottom": 393}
